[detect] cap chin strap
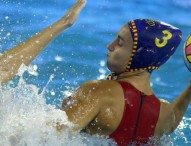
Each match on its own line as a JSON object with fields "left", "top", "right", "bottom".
{"left": 106, "top": 70, "right": 130, "bottom": 80}
{"left": 106, "top": 68, "right": 152, "bottom": 80}
{"left": 106, "top": 65, "right": 132, "bottom": 80}
{"left": 106, "top": 72, "right": 116, "bottom": 80}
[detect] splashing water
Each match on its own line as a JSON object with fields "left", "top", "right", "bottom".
{"left": 0, "top": 64, "right": 189, "bottom": 146}
{"left": 0, "top": 64, "right": 116, "bottom": 146}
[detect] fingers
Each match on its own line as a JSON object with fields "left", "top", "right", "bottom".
{"left": 73, "top": 0, "right": 87, "bottom": 13}
{"left": 67, "top": 0, "right": 86, "bottom": 17}
{"left": 62, "top": 0, "right": 87, "bottom": 27}
{"left": 77, "top": 0, "right": 87, "bottom": 5}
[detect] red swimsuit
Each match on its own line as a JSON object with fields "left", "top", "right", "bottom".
{"left": 110, "top": 82, "right": 161, "bottom": 145}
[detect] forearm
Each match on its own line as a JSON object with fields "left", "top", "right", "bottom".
{"left": 0, "top": 18, "right": 70, "bottom": 83}
{"left": 0, "top": 0, "right": 86, "bottom": 84}
{"left": 171, "top": 84, "right": 191, "bottom": 130}
{"left": 1, "top": 17, "right": 69, "bottom": 64}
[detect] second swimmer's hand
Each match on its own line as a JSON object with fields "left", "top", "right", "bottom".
{"left": 63, "top": 0, "right": 87, "bottom": 27}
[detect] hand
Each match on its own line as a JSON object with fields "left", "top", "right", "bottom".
{"left": 63, "top": 0, "right": 87, "bottom": 27}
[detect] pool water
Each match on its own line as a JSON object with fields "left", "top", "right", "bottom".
{"left": 0, "top": 0, "right": 191, "bottom": 145}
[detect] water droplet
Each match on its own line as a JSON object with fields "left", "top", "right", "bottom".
{"left": 100, "top": 60, "right": 106, "bottom": 67}
{"left": 35, "top": 40, "right": 40, "bottom": 43}
{"left": 6, "top": 32, "right": 11, "bottom": 36}
{"left": 50, "top": 90, "right": 55, "bottom": 96}
{"left": 55, "top": 56, "right": 63, "bottom": 61}
{"left": 5, "top": 16, "right": 9, "bottom": 20}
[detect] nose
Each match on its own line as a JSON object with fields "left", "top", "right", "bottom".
{"left": 107, "top": 40, "right": 116, "bottom": 51}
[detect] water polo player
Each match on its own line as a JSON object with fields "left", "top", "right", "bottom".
{"left": 0, "top": 0, "right": 191, "bottom": 145}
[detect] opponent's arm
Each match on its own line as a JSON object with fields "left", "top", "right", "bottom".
{"left": 170, "top": 84, "right": 191, "bottom": 131}
{"left": 0, "top": 0, "right": 86, "bottom": 84}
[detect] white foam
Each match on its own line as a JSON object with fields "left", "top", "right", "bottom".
{"left": 0, "top": 65, "right": 116, "bottom": 146}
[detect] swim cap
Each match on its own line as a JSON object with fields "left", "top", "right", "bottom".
{"left": 126, "top": 19, "right": 182, "bottom": 72}
{"left": 107, "top": 19, "right": 182, "bottom": 80}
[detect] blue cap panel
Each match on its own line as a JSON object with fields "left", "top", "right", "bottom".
{"left": 127, "top": 19, "right": 182, "bottom": 72}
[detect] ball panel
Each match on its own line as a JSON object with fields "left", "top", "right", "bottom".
{"left": 185, "top": 45, "right": 191, "bottom": 55}
{"left": 186, "top": 35, "right": 191, "bottom": 47}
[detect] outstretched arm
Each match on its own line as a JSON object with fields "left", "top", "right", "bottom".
{"left": 171, "top": 83, "right": 191, "bottom": 131}
{"left": 0, "top": 0, "right": 86, "bottom": 84}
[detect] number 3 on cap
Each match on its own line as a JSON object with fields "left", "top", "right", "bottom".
{"left": 155, "top": 30, "right": 172, "bottom": 48}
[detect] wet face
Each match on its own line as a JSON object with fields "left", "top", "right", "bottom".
{"left": 107, "top": 24, "right": 133, "bottom": 73}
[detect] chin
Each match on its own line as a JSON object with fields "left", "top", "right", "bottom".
{"left": 107, "top": 61, "right": 114, "bottom": 71}
{"left": 107, "top": 62, "right": 124, "bottom": 73}
{"left": 106, "top": 64, "right": 112, "bottom": 72}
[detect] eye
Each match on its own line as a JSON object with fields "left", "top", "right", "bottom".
{"left": 118, "top": 38, "right": 123, "bottom": 47}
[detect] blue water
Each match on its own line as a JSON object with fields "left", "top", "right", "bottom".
{"left": 0, "top": 0, "right": 191, "bottom": 145}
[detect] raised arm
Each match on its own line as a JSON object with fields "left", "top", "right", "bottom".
{"left": 0, "top": 0, "right": 86, "bottom": 84}
{"left": 170, "top": 83, "right": 191, "bottom": 131}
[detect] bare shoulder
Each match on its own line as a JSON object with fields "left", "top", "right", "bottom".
{"left": 61, "top": 80, "right": 124, "bottom": 132}
{"left": 76, "top": 80, "right": 125, "bottom": 135}
{"left": 62, "top": 80, "right": 123, "bottom": 109}
{"left": 79, "top": 80, "right": 122, "bottom": 88}
{"left": 75, "top": 80, "right": 125, "bottom": 111}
